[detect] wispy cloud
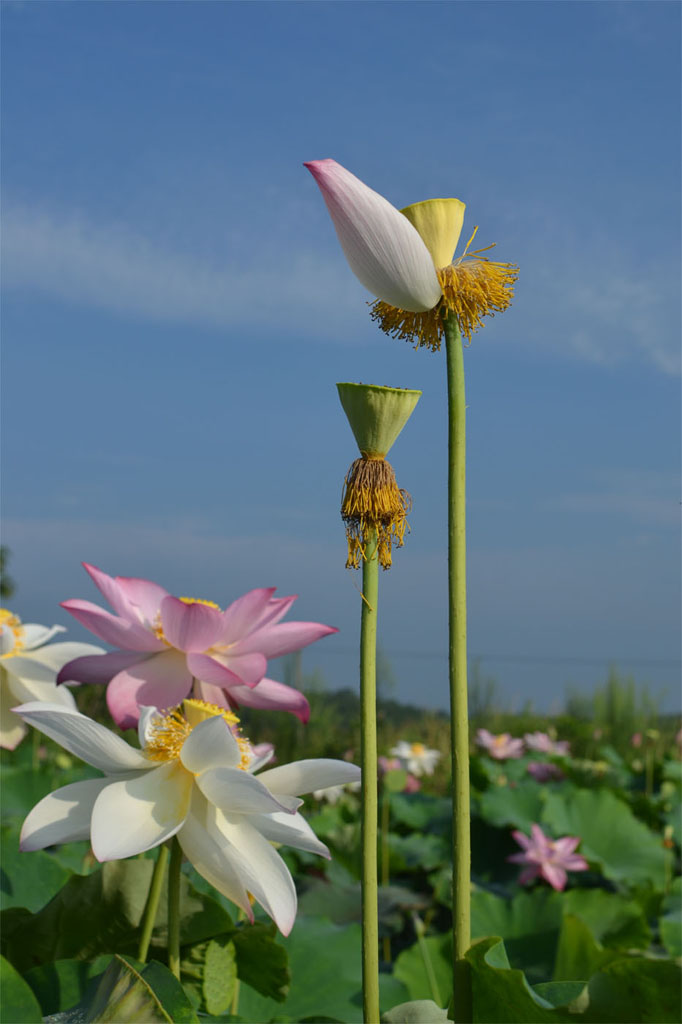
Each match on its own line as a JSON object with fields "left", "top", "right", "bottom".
{"left": 1, "top": 202, "right": 363, "bottom": 340}
{"left": 2, "top": 199, "right": 680, "bottom": 373}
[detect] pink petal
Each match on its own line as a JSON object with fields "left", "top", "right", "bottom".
{"left": 106, "top": 650, "right": 193, "bottom": 729}
{"left": 191, "top": 680, "right": 233, "bottom": 708}
{"left": 553, "top": 836, "right": 580, "bottom": 856}
{"left": 113, "top": 576, "right": 169, "bottom": 623}
{"left": 232, "top": 621, "right": 338, "bottom": 659}
{"left": 61, "top": 600, "right": 163, "bottom": 652}
{"left": 518, "top": 866, "right": 540, "bottom": 885}
{"left": 160, "top": 597, "right": 223, "bottom": 653}
{"left": 82, "top": 563, "right": 135, "bottom": 619}
{"left": 563, "top": 854, "right": 589, "bottom": 871}
{"left": 250, "top": 595, "right": 297, "bottom": 631}
{"left": 507, "top": 852, "right": 530, "bottom": 864}
{"left": 530, "top": 823, "right": 550, "bottom": 848}
{"left": 541, "top": 863, "right": 567, "bottom": 891}
{"left": 305, "top": 159, "right": 443, "bottom": 312}
{"left": 57, "top": 651, "right": 149, "bottom": 686}
{"left": 511, "top": 829, "right": 533, "bottom": 850}
{"left": 226, "top": 677, "right": 310, "bottom": 723}
{"left": 219, "top": 588, "right": 277, "bottom": 645}
{"left": 187, "top": 652, "right": 267, "bottom": 690}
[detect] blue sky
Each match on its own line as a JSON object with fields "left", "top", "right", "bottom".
{"left": 2, "top": 1, "right": 680, "bottom": 713}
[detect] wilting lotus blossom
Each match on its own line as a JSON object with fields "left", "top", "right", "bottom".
{"left": 389, "top": 740, "right": 441, "bottom": 777}
{"left": 508, "top": 824, "right": 588, "bottom": 891}
{"left": 476, "top": 728, "right": 524, "bottom": 760}
{"left": 16, "top": 698, "right": 360, "bottom": 935}
{"left": 58, "top": 564, "right": 337, "bottom": 729}
{"left": 524, "top": 731, "right": 570, "bottom": 756}
{"left": 527, "top": 761, "right": 564, "bottom": 783}
{"left": 0, "top": 609, "right": 104, "bottom": 750}
{"left": 305, "top": 159, "right": 518, "bottom": 352}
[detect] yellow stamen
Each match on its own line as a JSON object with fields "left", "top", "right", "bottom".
{"left": 144, "top": 699, "right": 251, "bottom": 769}
{"left": 0, "top": 608, "right": 25, "bottom": 657}
{"left": 411, "top": 742, "right": 426, "bottom": 756}
{"left": 179, "top": 597, "right": 220, "bottom": 610}
{"left": 370, "top": 250, "right": 519, "bottom": 352}
{"left": 341, "top": 456, "right": 411, "bottom": 570}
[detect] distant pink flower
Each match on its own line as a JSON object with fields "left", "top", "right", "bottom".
{"left": 378, "top": 756, "right": 402, "bottom": 774}
{"left": 403, "top": 774, "right": 421, "bottom": 793}
{"left": 524, "top": 731, "right": 570, "bottom": 756}
{"left": 508, "top": 823, "right": 588, "bottom": 891}
{"left": 58, "top": 564, "right": 337, "bottom": 729}
{"left": 631, "top": 732, "right": 643, "bottom": 748}
{"left": 527, "top": 761, "right": 564, "bottom": 783}
{"left": 476, "top": 728, "right": 524, "bottom": 760}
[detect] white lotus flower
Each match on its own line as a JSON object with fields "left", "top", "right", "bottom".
{"left": 389, "top": 740, "right": 441, "bottom": 777}
{"left": 16, "top": 698, "right": 360, "bottom": 935}
{"left": 0, "top": 608, "right": 104, "bottom": 750}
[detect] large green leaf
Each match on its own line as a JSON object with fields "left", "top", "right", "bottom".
{"left": 388, "top": 833, "right": 450, "bottom": 872}
{"left": 23, "top": 956, "right": 113, "bottom": 1015}
{"left": 0, "top": 955, "right": 43, "bottom": 1023}
{"left": 552, "top": 915, "right": 617, "bottom": 982}
{"left": 388, "top": 794, "right": 451, "bottom": 832}
{"left": 562, "top": 889, "right": 651, "bottom": 951}
{"left": 203, "top": 939, "right": 238, "bottom": 1016}
{"left": 581, "top": 957, "right": 682, "bottom": 1023}
{"left": 381, "top": 999, "right": 450, "bottom": 1022}
{"left": 0, "top": 823, "right": 72, "bottom": 912}
{"left": 659, "top": 877, "right": 682, "bottom": 957}
{"left": 393, "top": 933, "right": 452, "bottom": 1006}
{"left": 45, "top": 954, "right": 199, "bottom": 1023}
{"left": 1, "top": 860, "right": 232, "bottom": 973}
{"left": 471, "top": 889, "right": 563, "bottom": 984}
{"left": 465, "top": 936, "right": 576, "bottom": 1023}
{"left": 476, "top": 784, "right": 545, "bottom": 833}
{"left": 542, "top": 789, "right": 666, "bottom": 888}
{"left": 231, "top": 922, "right": 289, "bottom": 1001}
{"left": 236, "top": 916, "right": 363, "bottom": 1023}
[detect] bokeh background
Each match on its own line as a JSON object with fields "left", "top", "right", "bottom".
{"left": 2, "top": 0, "right": 680, "bottom": 711}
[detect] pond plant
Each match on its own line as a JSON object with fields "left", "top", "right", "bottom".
{"left": 1, "top": 160, "right": 680, "bottom": 1024}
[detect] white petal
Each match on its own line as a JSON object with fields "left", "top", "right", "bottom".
{"left": 178, "top": 793, "right": 253, "bottom": 920}
{"left": 91, "top": 761, "right": 192, "bottom": 860}
{"left": 25, "top": 641, "right": 106, "bottom": 673}
{"left": 257, "top": 758, "right": 361, "bottom": 797}
{"left": 196, "top": 765, "right": 300, "bottom": 816}
{"left": 12, "top": 702, "right": 152, "bottom": 773}
{"left": 4, "top": 673, "right": 77, "bottom": 709}
{"left": 0, "top": 628, "right": 17, "bottom": 656}
{"left": 21, "top": 624, "right": 66, "bottom": 649}
{"left": 180, "top": 715, "right": 242, "bottom": 773}
{"left": 215, "top": 812, "right": 298, "bottom": 935}
{"left": 305, "top": 159, "right": 442, "bottom": 312}
{"left": 20, "top": 778, "right": 110, "bottom": 850}
{"left": 251, "top": 810, "right": 330, "bottom": 858}
{"left": 0, "top": 670, "right": 28, "bottom": 749}
{"left": 1, "top": 654, "right": 61, "bottom": 686}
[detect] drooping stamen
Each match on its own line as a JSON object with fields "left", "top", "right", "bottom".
{"left": 341, "top": 455, "right": 412, "bottom": 570}
{"left": 0, "top": 609, "right": 25, "bottom": 656}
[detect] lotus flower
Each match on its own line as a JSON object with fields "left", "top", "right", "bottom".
{"left": 527, "top": 761, "right": 564, "bottom": 783}
{"left": 476, "top": 728, "right": 524, "bottom": 760}
{"left": 305, "top": 159, "right": 517, "bottom": 351}
{"left": 507, "top": 823, "right": 588, "bottom": 891}
{"left": 524, "top": 731, "right": 570, "bottom": 756}
{"left": 16, "top": 698, "right": 360, "bottom": 935}
{"left": 0, "top": 609, "right": 104, "bottom": 750}
{"left": 389, "top": 740, "right": 441, "bottom": 777}
{"left": 58, "top": 564, "right": 336, "bottom": 729}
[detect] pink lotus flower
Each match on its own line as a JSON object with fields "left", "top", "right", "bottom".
{"left": 527, "top": 761, "right": 564, "bottom": 783}
{"left": 508, "top": 823, "right": 588, "bottom": 891}
{"left": 524, "top": 731, "right": 570, "bottom": 756}
{"left": 58, "top": 564, "right": 337, "bottom": 729}
{"left": 476, "top": 728, "right": 524, "bottom": 760}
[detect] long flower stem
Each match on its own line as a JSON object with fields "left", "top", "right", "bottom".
{"left": 444, "top": 313, "right": 472, "bottom": 1022}
{"left": 360, "top": 530, "right": 380, "bottom": 1024}
{"left": 381, "top": 789, "right": 391, "bottom": 964}
{"left": 137, "top": 844, "right": 169, "bottom": 963}
{"left": 167, "top": 836, "right": 183, "bottom": 979}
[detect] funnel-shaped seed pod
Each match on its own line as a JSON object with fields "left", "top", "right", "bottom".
{"left": 337, "top": 383, "right": 421, "bottom": 569}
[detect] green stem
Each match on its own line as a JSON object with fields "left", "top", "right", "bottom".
{"left": 360, "top": 530, "right": 380, "bottom": 1024}
{"left": 167, "top": 836, "right": 183, "bottom": 979}
{"left": 381, "top": 789, "right": 391, "bottom": 964}
{"left": 444, "top": 313, "right": 472, "bottom": 1023}
{"left": 413, "top": 913, "right": 442, "bottom": 1006}
{"left": 137, "top": 845, "right": 169, "bottom": 963}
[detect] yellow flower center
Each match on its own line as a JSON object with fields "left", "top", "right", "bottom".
{"left": 0, "top": 608, "right": 25, "bottom": 657}
{"left": 410, "top": 743, "right": 426, "bottom": 756}
{"left": 178, "top": 597, "right": 221, "bottom": 609}
{"left": 144, "top": 698, "right": 251, "bottom": 769}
